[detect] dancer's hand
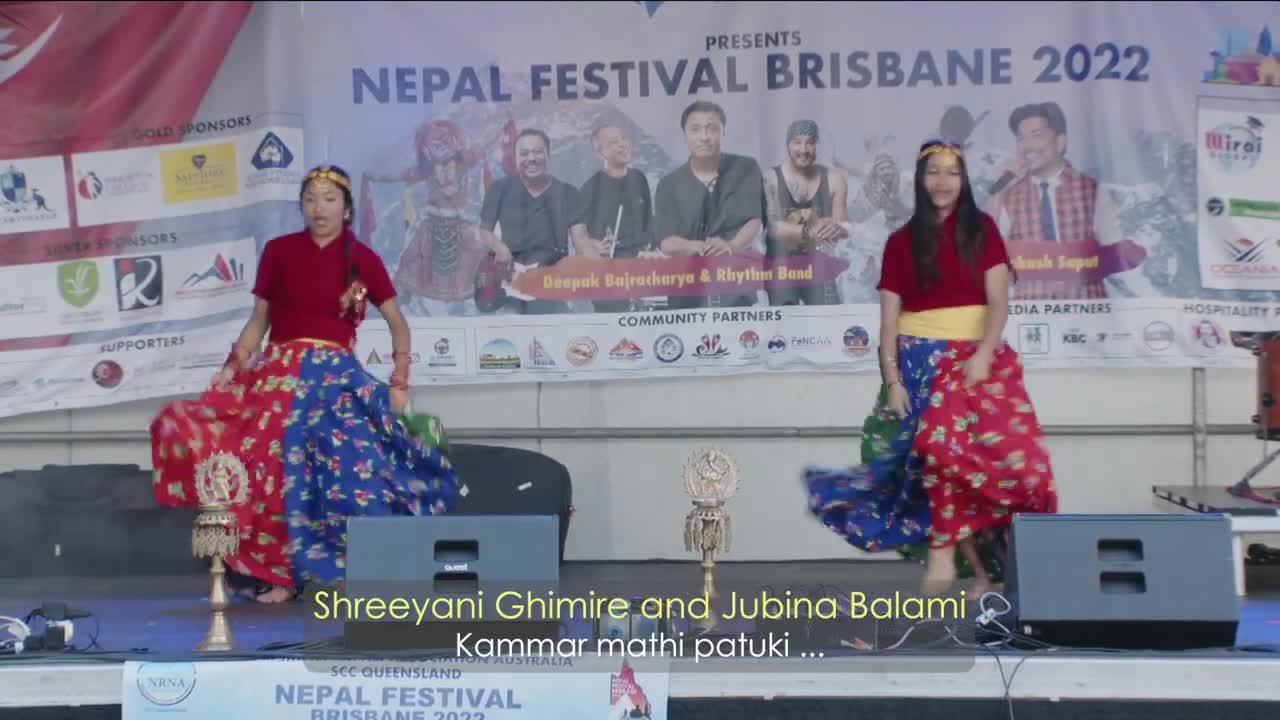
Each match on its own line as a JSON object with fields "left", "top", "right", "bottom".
{"left": 390, "top": 386, "right": 409, "bottom": 414}
{"left": 964, "top": 351, "right": 992, "bottom": 387}
{"left": 886, "top": 381, "right": 910, "bottom": 417}
{"left": 212, "top": 364, "right": 236, "bottom": 391}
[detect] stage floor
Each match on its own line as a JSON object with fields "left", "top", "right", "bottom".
{"left": 3, "top": 561, "right": 1280, "bottom": 710}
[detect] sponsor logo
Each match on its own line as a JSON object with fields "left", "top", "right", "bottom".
{"left": 247, "top": 131, "right": 302, "bottom": 189}
{"left": 1206, "top": 197, "right": 1224, "bottom": 216}
{"left": 1204, "top": 116, "right": 1264, "bottom": 175}
{"left": 0, "top": 296, "right": 46, "bottom": 316}
{"left": 134, "top": 662, "right": 197, "bottom": 707}
{"left": 478, "top": 338, "right": 520, "bottom": 370}
{"left": 738, "top": 329, "right": 760, "bottom": 358}
{"left": 528, "top": 338, "right": 556, "bottom": 369}
{"left": 1142, "top": 321, "right": 1174, "bottom": 351}
{"left": 366, "top": 349, "right": 421, "bottom": 366}
{"left": 429, "top": 337, "right": 457, "bottom": 368}
{"left": 1224, "top": 198, "right": 1280, "bottom": 221}
{"left": 653, "top": 333, "right": 684, "bottom": 363}
{"left": 1062, "top": 328, "right": 1089, "bottom": 346}
{"left": 76, "top": 169, "right": 154, "bottom": 201}
{"left": 767, "top": 335, "right": 787, "bottom": 353}
{"left": 566, "top": 337, "right": 598, "bottom": 367}
{"left": 0, "top": 377, "right": 20, "bottom": 397}
{"left": 609, "top": 338, "right": 644, "bottom": 361}
{"left": 0, "top": 163, "right": 58, "bottom": 222}
{"left": 57, "top": 260, "right": 100, "bottom": 309}
{"left": 91, "top": 359, "right": 124, "bottom": 389}
{"left": 160, "top": 143, "right": 238, "bottom": 204}
{"left": 114, "top": 255, "right": 164, "bottom": 312}
{"left": 791, "top": 335, "right": 832, "bottom": 350}
{"left": 1018, "top": 323, "right": 1050, "bottom": 354}
{"left": 842, "top": 325, "right": 871, "bottom": 357}
{"left": 1189, "top": 318, "right": 1226, "bottom": 352}
{"left": 1210, "top": 237, "right": 1280, "bottom": 279}
{"left": 177, "top": 253, "right": 248, "bottom": 299}
{"left": 693, "top": 333, "right": 729, "bottom": 359}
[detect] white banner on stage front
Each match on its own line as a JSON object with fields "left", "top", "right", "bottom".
{"left": 121, "top": 658, "right": 670, "bottom": 720}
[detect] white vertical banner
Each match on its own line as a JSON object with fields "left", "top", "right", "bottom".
{"left": 1196, "top": 98, "right": 1280, "bottom": 291}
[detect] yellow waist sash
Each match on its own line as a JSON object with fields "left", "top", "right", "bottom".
{"left": 272, "top": 337, "right": 351, "bottom": 351}
{"left": 898, "top": 305, "right": 987, "bottom": 341}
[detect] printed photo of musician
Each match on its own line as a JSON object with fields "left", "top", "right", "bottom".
{"left": 654, "top": 100, "right": 764, "bottom": 309}
{"left": 478, "top": 128, "right": 581, "bottom": 314}
{"left": 569, "top": 124, "right": 655, "bottom": 313}
{"left": 985, "top": 101, "right": 1145, "bottom": 300}
{"left": 762, "top": 119, "right": 850, "bottom": 305}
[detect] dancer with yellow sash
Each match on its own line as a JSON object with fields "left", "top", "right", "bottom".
{"left": 803, "top": 140, "right": 1058, "bottom": 596}
{"left": 150, "top": 165, "right": 459, "bottom": 603}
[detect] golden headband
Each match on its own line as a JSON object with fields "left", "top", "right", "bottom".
{"left": 919, "top": 143, "right": 962, "bottom": 162}
{"left": 304, "top": 166, "right": 351, "bottom": 192}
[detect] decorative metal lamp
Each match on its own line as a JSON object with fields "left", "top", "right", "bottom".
{"left": 191, "top": 451, "right": 249, "bottom": 652}
{"left": 682, "top": 447, "right": 739, "bottom": 633}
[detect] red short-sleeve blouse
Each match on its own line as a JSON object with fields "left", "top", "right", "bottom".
{"left": 252, "top": 228, "right": 397, "bottom": 348}
{"left": 876, "top": 210, "right": 1010, "bottom": 312}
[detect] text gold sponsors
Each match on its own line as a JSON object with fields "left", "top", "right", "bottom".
{"left": 160, "top": 143, "right": 238, "bottom": 204}
{"left": 127, "top": 115, "right": 253, "bottom": 143}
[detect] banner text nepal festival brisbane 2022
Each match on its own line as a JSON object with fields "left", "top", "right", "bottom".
{"left": 0, "top": 1, "right": 1278, "bottom": 418}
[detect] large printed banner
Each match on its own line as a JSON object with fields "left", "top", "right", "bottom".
{"left": 121, "top": 658, "right": 670, "bottom": 720}
{"left": 1, "top": 1, "right": 1278, "bottom": 417}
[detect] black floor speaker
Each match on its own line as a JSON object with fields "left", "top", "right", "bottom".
{"left": 1005, "top": 513, "right": 1239, "bottom": 650}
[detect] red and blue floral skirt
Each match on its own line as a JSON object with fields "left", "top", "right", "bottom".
{"left": 803, "top": 334, "right": 1058, "bottom": 559}
{"left": 150, "top": 339, "right": 458, "bottom": 588}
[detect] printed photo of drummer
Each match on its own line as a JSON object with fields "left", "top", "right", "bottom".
{"left": 478, "top": 128, "right": 580, "bottom": 314}
{"left": 569, "top": 123, "right": 656, "bottom": 313}
{"left": 654, "top": 100, "right": 764, "bottom": 309}
{"left": 762, "top": 119, "right": 850, "bottom": 306}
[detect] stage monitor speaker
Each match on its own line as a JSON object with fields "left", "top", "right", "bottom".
{"left": 339, "top": 515, "right": 561, "bottom": 650}
{"left": 1005, "top": 513, "right": 1239, "bottom": 650}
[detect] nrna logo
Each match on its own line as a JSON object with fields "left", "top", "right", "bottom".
{"left": 136, "top": 662, "right": 197, "bottom": 706}
{"left": 635, "top": 1, "right": 665, "bottom": 17}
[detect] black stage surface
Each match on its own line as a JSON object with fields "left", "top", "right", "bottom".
{"left": 2, "top": 560, "right": 1280, "bottom": 720}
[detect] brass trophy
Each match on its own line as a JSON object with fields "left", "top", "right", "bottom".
{"left": 682, "top": 448, "right": 739, "bottom": 634}
{"left": 191, "top": 451, "right": 250, "bottom": 652}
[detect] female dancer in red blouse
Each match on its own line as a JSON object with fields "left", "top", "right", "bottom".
{"left": 804, "top": 140, "right": 1058, "bottom": 596}
{"left": 150, "top": 165, "right": 458, "bottom": 603}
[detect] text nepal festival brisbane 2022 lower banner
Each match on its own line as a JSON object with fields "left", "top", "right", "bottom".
{"left": 121, "top": 657, "right": 672, "bottom": 720}
{"left": 2, "top": 2, "right": 1280, "bottom": 419}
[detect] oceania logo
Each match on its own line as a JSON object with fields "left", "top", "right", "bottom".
{"left": 135, "top": 662, "right": 197, "bottom": 706}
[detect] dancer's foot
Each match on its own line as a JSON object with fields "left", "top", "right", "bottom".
{"left": 920, "top": 573, "right": 956, "bottom": 596}
{"left": 255, "top": 585, "right": 296, "bottom": 604}
{"left": 971, "top": 577, "right": 993, "bottom": 599}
